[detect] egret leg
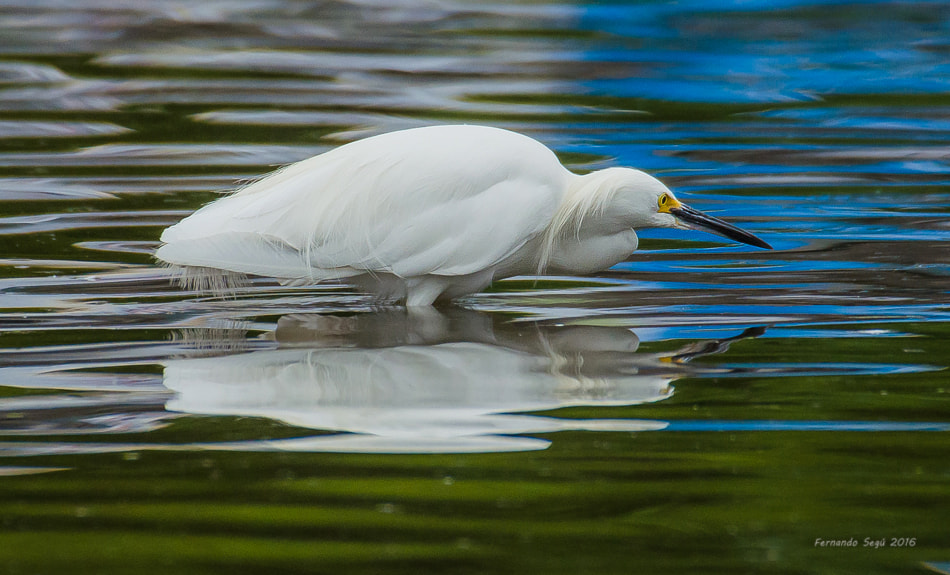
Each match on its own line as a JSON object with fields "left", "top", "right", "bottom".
{"left": 405, "top": 277, "right": 448, "bottom": 307}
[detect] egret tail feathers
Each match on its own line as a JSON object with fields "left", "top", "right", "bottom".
{"left": 156, "top": 232, "right": 360, "bottom": 291}
{"left": 162, "top": 264, "right": 249, "bottom": 295}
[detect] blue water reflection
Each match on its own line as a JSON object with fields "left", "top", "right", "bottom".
{"left": 664, "top": 420, "right": 950, "bottom": 432}
{"left": 580, "top": 1, "right": 950, "bottom": 102}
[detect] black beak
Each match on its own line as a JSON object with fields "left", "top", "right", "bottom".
{"left": 670, "top": 205, "right": 772, "bottom": 250}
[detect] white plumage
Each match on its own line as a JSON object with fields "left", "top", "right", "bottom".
{"left": 157, "top": 125, "right": 771, "bottom": 305}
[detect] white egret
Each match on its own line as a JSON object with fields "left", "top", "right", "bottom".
{"left": 156, "top": 125, "right": 771, "bottom": 305}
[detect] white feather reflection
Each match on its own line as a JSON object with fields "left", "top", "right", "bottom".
{"left": 163, "top": 309, "right": 762, "bottom": 453}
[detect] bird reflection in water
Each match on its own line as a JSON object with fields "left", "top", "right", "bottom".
{"left": 164, "top": 309, "right": 764, "bottom": 453}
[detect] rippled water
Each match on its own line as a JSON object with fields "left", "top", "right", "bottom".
{"left": 1, "top": 1, "right": 948, "bottom": 573}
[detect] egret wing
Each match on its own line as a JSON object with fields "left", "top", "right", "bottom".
{"left": 159, "top": 126, "right": 569, "bottom": 281}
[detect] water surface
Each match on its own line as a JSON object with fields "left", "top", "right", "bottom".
{"left": 0, "top": 1, "right": 948, "bottom": 574}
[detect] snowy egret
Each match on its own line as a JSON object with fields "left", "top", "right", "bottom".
{"left": 156, "top": 125, "right": 771, "bottom": 305}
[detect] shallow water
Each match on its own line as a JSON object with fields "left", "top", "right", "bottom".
{"left": 1, "top": 1, "right": 949, "bottom": 573}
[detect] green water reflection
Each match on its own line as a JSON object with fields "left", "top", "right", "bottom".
{"left": 2, "top": 431, "right": 948, "bottom": 574}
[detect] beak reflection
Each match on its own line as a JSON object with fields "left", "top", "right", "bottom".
{"left": 670, "top": 205, "right": 772, "bottom": 250}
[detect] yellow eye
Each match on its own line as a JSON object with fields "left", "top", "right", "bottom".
{"left": 658, "top": 194, "right": 669, "bottom": 208}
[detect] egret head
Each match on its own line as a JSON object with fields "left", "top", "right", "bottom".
{"left": 595, "top": 168, "right": 772, "bottom": 250}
